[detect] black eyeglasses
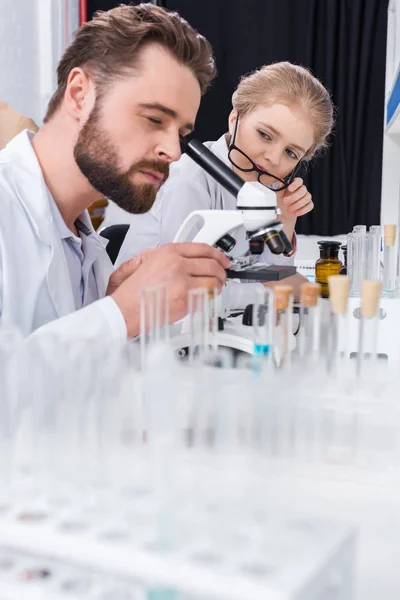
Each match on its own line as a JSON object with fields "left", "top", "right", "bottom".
{"left": 228, "top": 117, "right": 301, "bottom": 192}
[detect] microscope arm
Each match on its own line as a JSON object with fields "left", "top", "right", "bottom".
{"left": 173, "top": 210, "right": 243, "bottom": 246}
{"left": 175, "top": 137, "right": 292, "bottom": 255}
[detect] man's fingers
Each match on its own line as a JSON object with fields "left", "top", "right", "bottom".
{"left": 170, "top": 242, "right": 231, "bottom": 268}
{"left": 112, "top": 256, "right": 142, "bottom": 284}
{"left": 106, "top": 256, "right": 142, "bottom": 295}
{"left": 185, "top": 257, "right": 227, "bottom": 286}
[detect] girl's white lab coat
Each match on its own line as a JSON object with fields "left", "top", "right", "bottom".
{"left": 0, "top": 131, "right": 126, "bottom": 342}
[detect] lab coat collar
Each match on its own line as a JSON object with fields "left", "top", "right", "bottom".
{"left": 4, "top": 130, "right": 58, "bottom": 243}
{"left": 3, "top": 130, "right": 110, "bottom": 317}
{"left": 209, "top": 134, "right": 233, "bottom": 168}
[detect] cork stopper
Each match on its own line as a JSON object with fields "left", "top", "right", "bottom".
{"left": 361, "top": 280, "right": 381, "bottom": 318}
{"left": 301, "top": 283, "right": 321, "bottom": 308}
{"left": 328, "top": 275, "right": 349, "bottom": 314}
{"left": 201, "top": 279, "right": 218, "bottom": 299}
{"left": 384, "top": 224, "right": 396, "bottom": 247}
{"left": 207, "top": 286, "right": 217, "bottom": 300}
{"left": 274, "top": 285, "right": 293, "bottom": 311}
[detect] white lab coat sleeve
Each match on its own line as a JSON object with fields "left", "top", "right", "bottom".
{"left": 116, "top": 179, "right": 212, "bottom": 267}
{"left": 29, "top": 296, "right": 127, "bottom": 342}
{"left": 0, "top": 253, "right": 2, "bottom": 318}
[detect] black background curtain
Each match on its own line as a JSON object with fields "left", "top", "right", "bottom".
{"left": 87, "top": 0, "right": 388, "bottom": 235}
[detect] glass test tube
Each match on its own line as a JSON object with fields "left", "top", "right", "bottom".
{"left": 207, "top": 286, "right": 219, "bottom": 353}
{"left": 140, "top": 285, "right": 169, "bottom": 369}
{"left": 327, "top": 275, "right": 350, "bottom": 375}
{"left": 357, "top": 280, "right": 381, "bottom": 378}
{"left": 188, "top": 287, "right": 211, "bottom": 365}
{"left": 353, "top": 225, "right": 367, "bottom": 296}
{"left": 272, "top": 285, "right": 294, "bottom": 369}
{"left": 193, "top": 286, "right": 225, "bottom": 369}
{"left": 252, "top": 286, "right": 274, "bottom": 357}
{"left": 368, "top": 225, "right": 381, "bottom": 281}
{"left": 347, "top": 232, "right": 355, "bottom": 296}
{"left": 382, "top": 224, "right": 397, "bottom": 297}
{"left": 297, "top": 282, "right": 322, "bottom": 361}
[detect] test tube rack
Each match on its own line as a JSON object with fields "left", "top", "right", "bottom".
{"left": 341, "top": 296, "right": 400, "bottom": 360}
{"left": 0, "top": 499, "right": 354, "bottom": 600}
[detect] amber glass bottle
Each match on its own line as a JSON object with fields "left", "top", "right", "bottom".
{"left": 315, "top": 241, "right": 343, "bottom": 298}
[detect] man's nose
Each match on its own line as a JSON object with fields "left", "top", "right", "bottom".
{"left": 156, "top": 133, "right": 182, "bottom": 164}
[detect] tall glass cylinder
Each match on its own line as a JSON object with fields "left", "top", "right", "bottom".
{"left": 382, "top": 225, "right": 397, "bottom": 297}
{"left": 140, "top": 285, "right": 169, "bottom": 369}
{"left": 357, "top": 280, "right": 381, "bottom": 378}
{"left": 368, "top": 225, "right": 382, "bottom": 281}
{"left": 273, "top": 285, "right": 294, "bottom": 369}
{"left": 352, "top": 225, "right": 367, "bottom": 296}
{"left": 297, "top": 282, "right": 322, "bottom": 362}
{"left": 347, "top": 232, "right": 355, "bottom": 296}
{"left": 188, "top": 287, "right": 210, "bottom": 365}
{"left": 327, "top": 275, "right": 350, "bottom": 375}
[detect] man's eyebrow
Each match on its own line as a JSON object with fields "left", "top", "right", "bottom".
{"left": 258, "top": 122, "right": 306, "bottom": 155}
{"left": 139, "top": 102, "right": 194, "bottom": 132}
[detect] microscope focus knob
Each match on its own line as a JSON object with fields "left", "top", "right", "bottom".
{"left": 215, "top": 234, "right": 236, "bottom": 253}
{"left": 242, "top": 303, "right": 269, "bottom": 326}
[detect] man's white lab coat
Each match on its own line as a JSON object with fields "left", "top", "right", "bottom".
{"left": 0, "top": 130, "right": 126, "bottom": 342}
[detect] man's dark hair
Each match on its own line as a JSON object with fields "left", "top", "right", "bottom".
{"left": 44, "top": 3, "right": 216, "bottom": 122}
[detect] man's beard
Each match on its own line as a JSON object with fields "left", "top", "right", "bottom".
{"left": 74, "top": 102, "right": 170, "bottom": 214}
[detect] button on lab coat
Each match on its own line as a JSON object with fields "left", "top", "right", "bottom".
{"left": 0, "top": 131, "right": 126, "bottom": 341}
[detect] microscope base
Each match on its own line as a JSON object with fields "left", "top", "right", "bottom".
{"left": 169, "top": 315, "right": 297, "bottom": 357}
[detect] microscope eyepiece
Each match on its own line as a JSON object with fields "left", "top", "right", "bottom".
{"left": 215, "top": 234, "right": 236, "bottom": 253}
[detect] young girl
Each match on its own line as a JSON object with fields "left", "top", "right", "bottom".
{"left": 116, "top": 61, "right": 334, "bottom": 306}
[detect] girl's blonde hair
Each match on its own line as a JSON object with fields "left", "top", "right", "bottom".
{"left": 232, "top": 61, "right": 334, "bottom": 159}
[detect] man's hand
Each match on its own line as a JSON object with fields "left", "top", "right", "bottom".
{"left": 106, "top": 256, "right": 143, "bottom": 296}
{"left": 111, "top": 243, "right": 230, "bottom": 337}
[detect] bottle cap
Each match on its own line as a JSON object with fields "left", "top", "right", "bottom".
{"left": 274, "top": 285, "right": 293, "bottom": 311}
{"left": 328, "top": 275, "right": 349, "bottom": 314}
{"left": 384, "top": 224, "right": 396, "bottom": 246}
{"left": 361, "top": 280, "right": 381, "bottom": 318}
{"left": 301, "top": 283, "right": 321, "bottom": 307}
{"left": 317, "top": 240, "right": 342, "bottom": 249}
{"left": 317, "top": 240, "right": 342, "bottom": 259}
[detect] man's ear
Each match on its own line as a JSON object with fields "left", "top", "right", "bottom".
{"left": 64, "top": 67, "right": 94, "bottom": 121}
{"left": 228, "top": 110, "right": 238, "bottom": 136}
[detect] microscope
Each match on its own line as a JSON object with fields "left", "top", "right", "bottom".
{"left": 174, "top": 138, "right": 296, "bottom": 283}
{"left": 170, "top": 138, "right": 297, "bottom": 355}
